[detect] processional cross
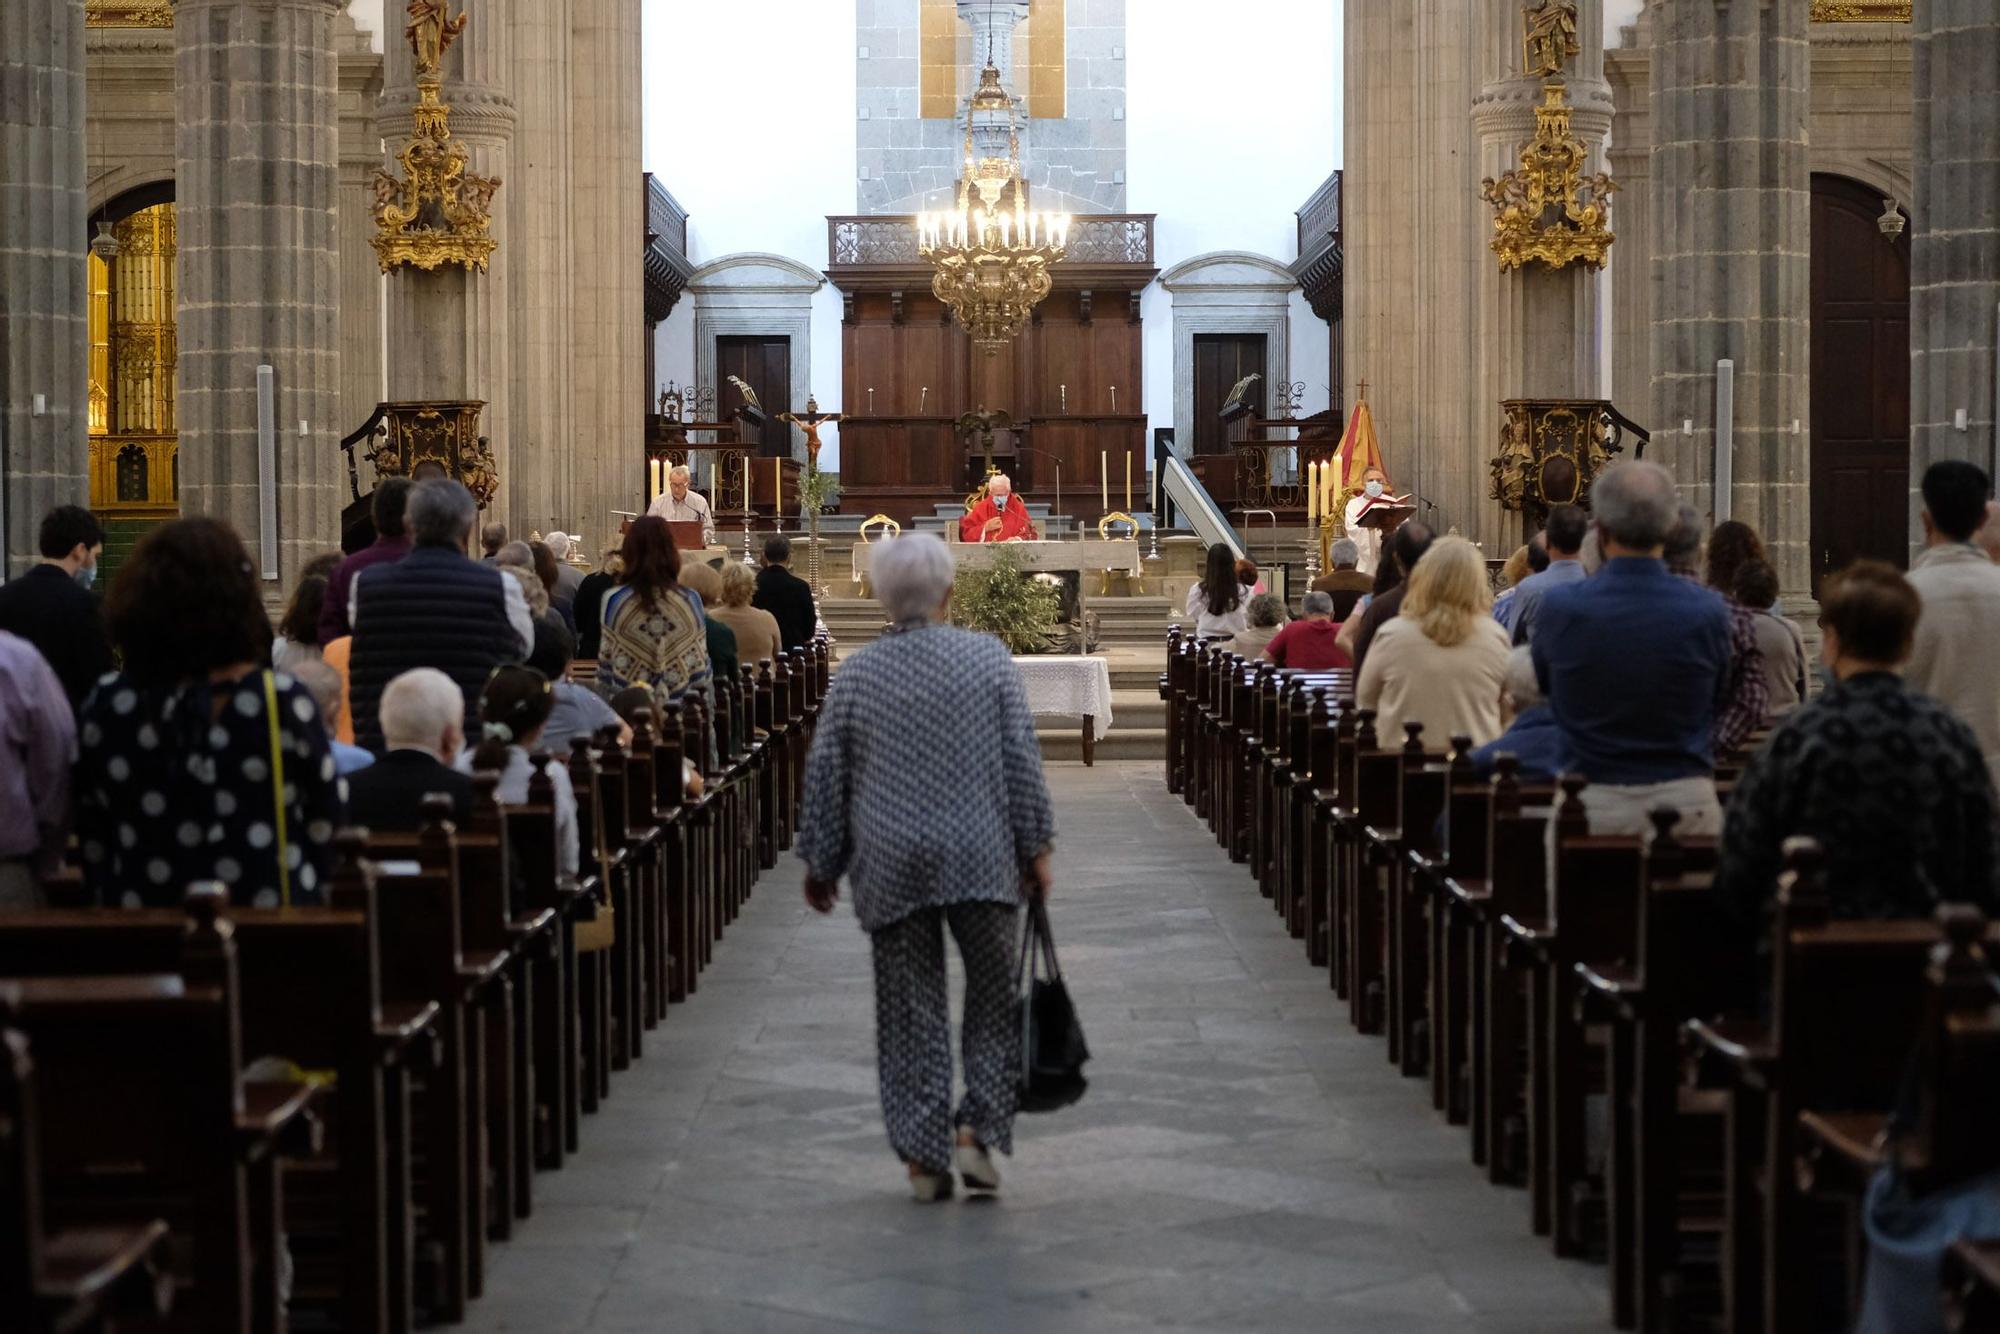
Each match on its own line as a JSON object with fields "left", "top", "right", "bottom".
{"left": 955, "top": 408, "right": 1015, "bottom": 476}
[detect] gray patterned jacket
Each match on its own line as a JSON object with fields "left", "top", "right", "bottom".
{"left": 796, "top": 621, "right": 1056, "bottom": 932}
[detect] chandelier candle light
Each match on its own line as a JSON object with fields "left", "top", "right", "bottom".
{"left": 918, "top": 61, "right": 1070, "bottom": 354}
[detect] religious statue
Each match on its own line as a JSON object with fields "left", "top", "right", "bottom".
{"left": 1522, "top": 0, "right": 1580, "bottom": 80}
{"left": 406, "top": 0, "right": 469, "bottom": 78}
{"left": 955, "top": 408, "right": 1014, "bottom": 474}
{"left": 778, "top": 396, "right": 843, "bottom": 471}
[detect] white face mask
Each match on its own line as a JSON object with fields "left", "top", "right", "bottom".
{"left": 1364, "top": 479, "right": 1385, "bottom": 498}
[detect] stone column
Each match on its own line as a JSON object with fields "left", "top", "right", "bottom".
{"left": 1472, "top": 1, "right": 1611, "bottom": 547}
{"left": 336, "top": 17, "right": 384, "bottom": 448}
{"left": 959, "top": 0, "right": 1028, "bottom": 91}
{"left": 175, "top": 0, "right": 344, "bottom": 590}
{"left": 1648, "top": 0, "right": 1810, "bottom": 589}
{"left": 508, "top": 0, "right": 574, "bottom": 537}
{"left": 380, "top": 0, "right": 514, "bottom": 522}
{"left": 1605, "top": 10, "right": 1652, "bottom": 416}
{"left": 0, "top": 0, "right": 88, "bottom": 577}
{"left": 568, "top": 0, "right": 641, "bottom": 547}
{"left": 1909, "top": 0, "right": 2000, "bottom": 541}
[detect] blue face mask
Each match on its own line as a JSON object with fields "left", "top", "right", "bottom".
{"left": 74, "top": 563, "right": 97, "bottom": 591}
{"left": 1364, "top": 480, "right": 1385, "bottom": 498}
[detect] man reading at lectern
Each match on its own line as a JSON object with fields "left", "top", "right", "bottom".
{"left": 959, "top": 473, "right": 1038, "bottom": 544}
{"left": 647, "top": 464, "right": 715, "bottom": 546}
{"left": 1344, "top": 465, "right": 1402, "bottom": 576}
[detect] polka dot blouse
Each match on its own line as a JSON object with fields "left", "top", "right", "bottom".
{"left": 75, "top": 669, "right": 344, "bottom": 908}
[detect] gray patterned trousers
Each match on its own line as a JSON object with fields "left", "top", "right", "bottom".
{"left": 869, "top": 902, "right": 1022, "bottom": 1174}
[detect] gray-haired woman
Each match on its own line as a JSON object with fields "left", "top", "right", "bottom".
{"left": 796, "top": 532, "right": 1056, "bottom": 1202}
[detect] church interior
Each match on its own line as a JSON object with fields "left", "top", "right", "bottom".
{"left": 3, "top": 0, "right": 2000, "bottom": 1331}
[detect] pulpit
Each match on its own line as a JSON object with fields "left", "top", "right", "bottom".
{"left": 338, "top": 399, "right": 495, "bottom": 550}
{"left": 1489, "top": 398, "right": 1649, "bottom": 533}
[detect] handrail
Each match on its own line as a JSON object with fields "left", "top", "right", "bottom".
{"left": 1604, "top": 401, "right": 1650, "bottom": 460}
{"left": 1159, "top": 450, "right": 1243, "bottom": 560}
{"left": 339, "top": 404, "right": 391, "bottom": 503}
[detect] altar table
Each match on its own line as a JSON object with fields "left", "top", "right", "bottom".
{"left": 850, "top": 539, "right": 1144, "bottom": 584}
{"left": 1012, "top": 655, "right": 1115, "bottom": 767}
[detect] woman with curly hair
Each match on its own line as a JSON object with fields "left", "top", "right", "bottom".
{"left": 75, "top": 519, "right": 342, "bottom": 908}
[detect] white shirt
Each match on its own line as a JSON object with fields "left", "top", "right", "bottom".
{"left": 454, "top": 743, "right": 579, "bottom": 877}
{"left": 1184, "top": 581, "right": 1256, "bottom": 640}
{"left": 1344, "top": 493, "right": 1384, "bottom": 576}
{"left": 350, "top": 554, "right": 534, "bottom": 658}
{"left": 647, "top": 487, "right": 715, "bottom": 545}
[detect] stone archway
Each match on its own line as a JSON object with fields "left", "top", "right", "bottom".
{"left": 1157, "top": 251, "right": 1299, "bottom": 460}
{"left": 688, "top": 253, "right": 825, "bottom": 462}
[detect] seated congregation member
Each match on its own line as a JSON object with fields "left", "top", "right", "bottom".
{"left": 607, "top": 685, "right": 702, "bottom": 797}
{"left": 1506, "top": 503, "right": 1586, "bottom": 645}
{"left": 1227, "top": 593, "right": 1287, "bottom": 659}
{"left": 1532, "top": 460, "right": 1733, "bottom": 837}
{"left": 527, "top": 620, "right": 627, "bottom": 755}
{"left": 754, "top": 534, "right": 818, "bottom": 652}
{"left": 1185, "top": 542, "right": 1253, "bottom": 641}
{"left": 958, "top": 472, "right": 1036, "bottom": 544}
{"left": 500, "top": 563, "right": 571, "bottom": 670}
{"left": 1263, "top": 591, "right": 1352, "bottom": 670}
{"left": 1342, "top": 521, "right": 1436, "bottom": 675}
{"left": 796, "top": 533, "right": 1056, "bottom": 1203}
{"left": 271, "top": 555, "right": 339, "bottom": 671}
{"left": 676, "top": 559, "right": 739, "bottom": 687}
{"left": 288, "top": 658, "right": 374, "bottom": 776}
{"left": 1470, "top": 646, "right": 1564, "bottom": 780}
{"left": 0, "top": 630, "right": 76, "bottom": 912}
{"left": 479, "top": 521, "right": 508, "bottom": 563}
{"left": 597, "top": 516, "right": 713, "bottom": 714}
{"left": 1689, "top": 516, "right": 1769, "bottom": 755}
{"left": 1356, "top": 536, "right": 1511, "bottom": 747}
{"left": 348, "top": 479, "right": 533, "bottom": 753}
{"left": 1236, "top": 557, "right": 1267, "bottom": 597}
{"left": 710, "top": 560, "right": 783, "bottom": 667}
{"left": 76, "top": 518, "right": 341, "bottom": 908}
{"left": 573, "top": 545, "right": 622, "bottom": 660}
{"left": 1735, "top": 558, "right": 1806, "bottom": 721}
{"left": 1488, "top": 542, "right": 1534, "bottom": 635}
{"left": 0, "top": 504, "right": 112, "bottom": 711}
{"left": 1904, "top": 459, "right": 2000, "bottom": 784}
{"left": 1716, "top": 561, "right": 2000, "bottom": 942}
{"left": 531, "top": 540, "right": 576, "bottom": 632}
{"left": 320, "top": 477, "right": 413, "bottom": 642}
{"left": 458, "top": 666, "right": 580, "bottom": 877}
{"left": 543, "top": 530, "right": 585, "bottom": 602}
{"left": 1977, "top": 499, "right": 2000, "bottom": 564}
{"left": 1310, "top": 538, "right": 1375, "bottom": 621}
{"left": 345, "top": 668, "right": 475, "bottom": 829}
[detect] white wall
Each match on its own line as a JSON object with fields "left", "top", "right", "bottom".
{"left": 1605, "top": 0, "right": 1644, "bottom": 43}
{"left": 348, "top": 0, "right": 383, "bottom": 48}
{"left": 644, "top": 1, "right": 857, "bottom": 465}
{"left": 1127, "top": 0, "right": 1342, "bottom": 442}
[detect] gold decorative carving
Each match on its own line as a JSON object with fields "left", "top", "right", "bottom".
{"left": 1490, "top": 398, "right": 1636, "bottom": 529}
{"left": 1480, "top": 81, "right": 1617, "bottom": 272}
{"left": 366, "top": 401, "right": 499, "bottom": 509}
{"left": 371, "top": 3, "right": 500, "bottom": 273}
{"left": 1810, "top": 1, "right": 1910, "bottom": 20}
{"left": 85, "top": 0, "right": 173, "bottom": 28}
{"left": 1522, "top": 1, "right": 1581, "bottom": 80}
{"left": 1097, "top": 512, "right": 1138, "bottom": 540}
{"left": 858, "top": 515, "right": 902, "bottom": 543}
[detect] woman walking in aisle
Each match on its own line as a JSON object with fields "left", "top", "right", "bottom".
{"left": 796, "top": 533, "right": 1056, "bottom": 1202}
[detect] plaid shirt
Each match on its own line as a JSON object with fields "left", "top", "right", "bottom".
{"left": 1713, "top": 598, "right": 1770, "bottom": 756}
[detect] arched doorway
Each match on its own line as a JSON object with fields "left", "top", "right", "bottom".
{"left": 1809, "top": 173, "right": 1909, "bottom": 593}
{"left": 86, "top": 183, "right": 179, "bottom": 520}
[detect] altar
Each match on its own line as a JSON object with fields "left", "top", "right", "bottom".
{"left": 850, "top": 538, "right": 1144, "bottom": 584}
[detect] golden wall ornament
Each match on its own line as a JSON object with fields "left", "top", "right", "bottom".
{"left": 85, "top": 0, "right": 174, "bottom": 28}
{"left": 1809, "top": 1, "right": 1910, "bottom": 20}
{"left": 1522, "top": 0, "right": 1581, "bottom": 80}
{"left": 1480, "top": 80, "right": 1618, "bottom": 272}
{"left": 370, "top": 1, "right": 500, "bottom": 273}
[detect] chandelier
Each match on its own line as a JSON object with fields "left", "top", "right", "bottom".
{"left": 917, "top": 61, "right": 1070, "bottom": 354}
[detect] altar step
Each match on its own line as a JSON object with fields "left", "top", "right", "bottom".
{"left": 819, "top": 595, "right": 1175, "bottom": 652}
{"left": 1034, "top": 689, "right": 1167, "bottom": 763}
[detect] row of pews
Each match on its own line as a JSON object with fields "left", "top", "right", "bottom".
{"left": 1161, "top": 627, "right": 2000, "bottom": 1334}
{"left": 3, "top": 644, "right": 829, "bottom": 1334}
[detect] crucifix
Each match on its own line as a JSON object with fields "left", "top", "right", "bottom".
{"left": 776, "top": 395, "right": 842, "bottom": 474}
{"left": 956, "top": 408, "right": 1015, "bottom": 476}
{"left": 776, "top": 395, "right": 843, "bottom": 603}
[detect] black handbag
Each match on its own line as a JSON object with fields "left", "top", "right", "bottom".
{"left": 1017, "top": 899, "right": 1089, "bottom": 1113}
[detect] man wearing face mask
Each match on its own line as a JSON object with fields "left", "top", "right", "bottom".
{"left": 1343, "top": 466, "right": 1398, "bottom": 574}
{"left": 0, "top": 505, "right": 114, "bottom": 713}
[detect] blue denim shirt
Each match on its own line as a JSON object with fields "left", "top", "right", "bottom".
{"left": 1530, "top": 557, "right": 1732, "bottom": 785}
{"left": 1508, "top": 557, "right": 1588, "bottom": 645}
{"left": 1470, "top": 705, "right": 1566, "bottom": 782}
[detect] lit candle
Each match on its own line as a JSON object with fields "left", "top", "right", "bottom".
{"left": 1306, "top": 462, "right": 1317, "bottom": 524}
{"left": 649, "top": 459, "right": 660, "bottom": 503}
{"left": 1100, "top": 450, "right": 1108, "bottom": 512}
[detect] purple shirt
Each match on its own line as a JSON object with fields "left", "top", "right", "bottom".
{"left": 320, "top": 536, "right": 412, "bottom": 643}
{"left": 0, "top": 631, "right": 77, "bottom": 863}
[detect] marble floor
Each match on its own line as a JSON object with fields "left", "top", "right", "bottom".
{"left": 462, "top": 762, "right": 1610, "bottom": 1333}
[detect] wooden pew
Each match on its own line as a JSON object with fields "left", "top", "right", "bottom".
{"left": 1417, "top": 734, "right": 1480, "bottom": 1123}
{"left": 1340, "top": 711, "right": 1400, "bottom": 1033}
{"left": 2, "top": 1026, "right": 175, "bottom": 1334}
{"left": 1381, "top": 722, "right": 1449, "bottom": 1078}
{"left": 1947, "top": 1240, "right": 2000, "bottom": 1333}
{"left": 0, "top": 888, "right": 318, "bottom": 1334}
{"left": 591, "top": 725, "right": 651, "bottom": 1062}
{"left": 566, "top": 732, "right": 616, "bottom": 1117}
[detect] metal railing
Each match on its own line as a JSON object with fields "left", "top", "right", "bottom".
{"left": 827, "top": 214, "right": 1156, "bottom": 269}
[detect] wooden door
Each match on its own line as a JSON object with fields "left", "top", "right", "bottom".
{"left": 1810, "top": 175, "right": 1910, "bottom": 592}
{"left": 715, "top": 336, "right": 792, "bottom": 458}
{"left": 1191, "top": 333, "right": 1266, "bottom": 455}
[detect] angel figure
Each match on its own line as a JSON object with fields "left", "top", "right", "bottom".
{"left": 1522, "top": 0, "right": 1581, "bottom": 80}
{"left": 406, "top": 0, "right": 469, "bottom": 77}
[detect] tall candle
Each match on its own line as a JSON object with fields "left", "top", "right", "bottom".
{"left": 773, "top": 458, "right": 781, "bottom": 511}
{"left": 743, "top": 455, "right": 751, "bottom": 512}
{"left": 649, "top": 459, "right": 660, "bottom": 503}
{"left": 1124, "top": 453, "right": 1132, "bottom": 513}
{"left": 1109, "top": 385, "right": 1117, "bottom": 414}
{"left": 1306, "top": 462, "right": 1317, "bottom": 524}
{"left": 1100, "top": 450, "right": 1108, "bottom": 512}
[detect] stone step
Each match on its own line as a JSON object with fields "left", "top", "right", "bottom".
{"left": 1036, "top": 727, "right": 1165, "bottom": 763}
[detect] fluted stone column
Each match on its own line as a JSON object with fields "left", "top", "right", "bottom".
{"left": 175, "top": 0, "right": 344, "bottom": 590}
{"left": 1473, "top": 0, "right": 1611, "bottom": 547}
{"left": 381, "top": 0, "right": 515, "bottom": 518}
{"left": 508, "top": 0, "right": 573, "bottom": 537}
{"left": 1648, "top": 0, "right": 1810, "bottom": 589}
{"left": 336, "top": 19, "right": 384, "bottom": 445}
{"left": 1910, "top": 0, "right": 2000, "bottom": 540}
{"left": 1605, "top": 11, "right": 1652, "bottom": 417}
{"left": 0, "top": 0, "right": 88, "bottom": 577}
{"left": 568, "top": 0, "right": 641, "bottom": 546}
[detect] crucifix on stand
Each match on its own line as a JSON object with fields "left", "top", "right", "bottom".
{"left": 776, "top": 396, "right": 843, "bottom": 602}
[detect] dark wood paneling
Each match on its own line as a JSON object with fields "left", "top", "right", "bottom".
{"left": 715, "top": 335, "right": 792, "bottom": 457}
{"left": 1810, "top": 174, "right": 1911, "bottom": 592}
{"left": 1192, "top": 334, "right": 1266, "bottom": 455}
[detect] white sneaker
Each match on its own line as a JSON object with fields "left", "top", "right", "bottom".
{"left": 908, "top": 1166, "right": 954, "bottom": 1203}
{"left": 954, "top": 1139, "right": 1001, "bottom": 1194}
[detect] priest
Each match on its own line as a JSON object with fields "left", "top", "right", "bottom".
{"left": 958, "top": 473, "right": 1038, "bottom": 543}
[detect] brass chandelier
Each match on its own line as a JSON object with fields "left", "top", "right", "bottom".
{"left": 918, "top": 61, "right": 1069, "bottom": 355}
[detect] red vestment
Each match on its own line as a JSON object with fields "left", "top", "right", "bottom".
{"left": 959, "top": 496, "right": 1037, "bottom": 543}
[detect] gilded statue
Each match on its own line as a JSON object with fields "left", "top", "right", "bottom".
{"left": 1522, "top": 0, "right": 1581, "bottom": 80}
{"left": 406, "top": 0, "right": 469, "bottom": 78}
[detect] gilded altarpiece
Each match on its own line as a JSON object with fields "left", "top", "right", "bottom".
{"left": 88, "top": 203, "right": 179, "bottom": 516}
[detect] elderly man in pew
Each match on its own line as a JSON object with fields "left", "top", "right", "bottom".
{"left": 1532, "top": 459, "right": 1733, "bottom": 839}
{"left": 346, "top": 667, "right": 476, "bottom": 830}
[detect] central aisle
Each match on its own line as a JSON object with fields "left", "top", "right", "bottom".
{"left": 465, "top": 763, "right": 1609, "bottom": 1334}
